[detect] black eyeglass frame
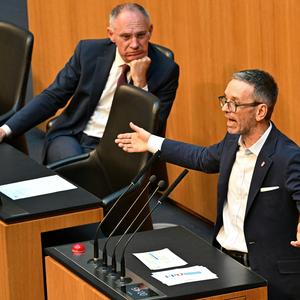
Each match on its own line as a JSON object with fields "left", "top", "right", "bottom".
{"left": 218, "top": 95, "right": 261, "bottom": 112}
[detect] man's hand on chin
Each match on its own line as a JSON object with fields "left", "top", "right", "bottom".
{"left": 130, "top": 56, "right": 151, "bottom": 88}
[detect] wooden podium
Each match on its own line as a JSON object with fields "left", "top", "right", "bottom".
{"left": 45, "top": 256, "right": 267, "bottom": 300}
{"left": 0, "top": 208, "right": 102, "bottom": 300}
{"left": 45, "top": 226, "right": 268, "bottom": 300}
{"left": 0, "top": 143, "right": 103, "bottom": 300}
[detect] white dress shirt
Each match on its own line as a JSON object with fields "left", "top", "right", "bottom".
{"left": 83, "top": 49, "right": 130, "bottom": 138}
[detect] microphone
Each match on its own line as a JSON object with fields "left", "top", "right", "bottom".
{"left": 131, "top": 150, "right": 161, "bottom": 184}
{"left": 100, "top": 175, "right": 157, "bottom": 268}
{"left": 92, "top": 150, "right": 161, "bottom": 263}
{"left": 117, "top": 168, "right": 189, "bottom": 284}
{"left": 109, "top": 179, "right": 166, "bottom": 275}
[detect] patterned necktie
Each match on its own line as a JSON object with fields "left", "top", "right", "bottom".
{"left": 117, "top": 64, "right": 130, "bottom": 87}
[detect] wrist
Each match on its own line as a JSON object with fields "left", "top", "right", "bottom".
{"left": 133, "top": 79, "right": 147, "bottom": 88}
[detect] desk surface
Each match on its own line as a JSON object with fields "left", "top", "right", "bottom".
{"left": 0, "top": 143, "right": 100, "bottom": 223}
{"left": 46, "top": 226, "right": 266, "bottom": 300}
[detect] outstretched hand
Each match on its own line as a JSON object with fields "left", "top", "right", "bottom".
{"left": 0, "top": 128, "right": 6, "bottom": 143}
{"left": 115, "top": 122, "right": 150, "bottom": 153}
{"left": 291, "top": 222, "right": 300, "bottom": 248}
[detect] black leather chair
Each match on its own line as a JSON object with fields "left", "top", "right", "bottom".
{"left": 0, "top": 21, "right": 34, "bottom": 153}
{"left": 48, "top": 85, "right": 160, "bottom": 236}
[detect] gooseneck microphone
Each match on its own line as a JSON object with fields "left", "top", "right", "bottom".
{"left": 118, "top": 169, "right": 189, "bottom": 282}
{"left": 92, "top": 150, "right": 161, "bottom": 262}
{"left": 110, "top": 179, "right": 166, "bottom": 274}
{"left": 100, "top": 175, "right": 157, "bottom": 267}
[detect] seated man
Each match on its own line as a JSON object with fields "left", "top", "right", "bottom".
{"left": 0, "top": 2, "right": 179, "bottom": 164}
{"left": 116, "top": 69, "right": 300, "bottom": 300}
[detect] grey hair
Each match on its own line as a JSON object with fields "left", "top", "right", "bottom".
{"left": 232, "top": 69, "right": 278, "bottom": 120}
{"left": 109, "top": 3, "right": 150, "bottom": 28}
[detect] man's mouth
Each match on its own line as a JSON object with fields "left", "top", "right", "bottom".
{"left": 226, "top": 117, "right": 236, "bottom": 127}
{"left": 127, "top": 51, "right": 144, "bottom": 57}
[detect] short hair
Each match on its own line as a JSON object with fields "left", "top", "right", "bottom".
{"left": 109, "top": 3, "right": 150, "bottom": 28}
{"left": 232, "top": 69, "right": 278, "bottom": 120}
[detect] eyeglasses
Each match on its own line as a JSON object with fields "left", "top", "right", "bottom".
{"left": 218, "top": 95, "right": 261, "bottom": 112}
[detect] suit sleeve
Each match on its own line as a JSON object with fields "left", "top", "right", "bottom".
{"left": 148, "top": 47, "right": 179, "bottom": 136}
{"left": 6, "top": 41, "right": 83, "bottom": 136}
{"left": 160, "top": 138, "right": 223, "bottom": 173}
{"left": 285, "top": 150, "right": 300, "bottom": 209}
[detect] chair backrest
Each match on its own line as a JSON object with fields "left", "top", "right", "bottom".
{"left": 0, "top": 21, "right": 34, "bottom": 154}
{"left": 153, "top": 43, "right": 174, "bottom": 60}
{"left": 150, "top": 44, "right": 175, "bottom": 187}
{"left": 53, "top": 85, "right": 160, "bottom": 236}
{"left": 0, "top": 21, "right": 34, "bottom": 121}
{"left": 95, "top": 84, "right": 160, "bottom": 191}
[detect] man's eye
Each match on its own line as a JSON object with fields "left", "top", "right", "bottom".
{"left": 136, "top": 33, "right": 146, "bottom": 39}
{"left": 121, "top": 35, "right": 131, "bottom": 41}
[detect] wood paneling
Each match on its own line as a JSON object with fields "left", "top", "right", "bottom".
{"left": 46, "top": 257, "right": 110, "bottom": 300}
{"left": 27, "top": 0, "right": 300, "bottom": 222}
{"left": 45, "top": 256, "right": 267, "bottom": 300}
{"left": 198, "top": 286, "right": 267, "bottom": 299}
{"left": 0, "top": 208, "right": 102, "bottom": 299}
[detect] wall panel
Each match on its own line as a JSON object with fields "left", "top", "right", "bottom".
{"left": 27, "top": 0, "right": 300, "bottom": 222}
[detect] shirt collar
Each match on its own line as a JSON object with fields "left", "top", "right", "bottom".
{"left": 238, "top": 122, "right": 272, "bottom": 156}
{"left": 115, "top": 48, "right": 127, "bottom": 67}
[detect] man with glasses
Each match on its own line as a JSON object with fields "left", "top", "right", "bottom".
{"left": 115, "top": 69, "right": 300, "bottom": 300}
{"left": 0, "top": 3, "right": 179, "bottom": 164}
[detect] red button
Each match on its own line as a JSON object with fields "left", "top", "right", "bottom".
{"left": 71, "top": 243, "right": 86, "bottom": 254}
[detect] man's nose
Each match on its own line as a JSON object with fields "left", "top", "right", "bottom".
{"left": 222, "top": 103, "right": 230, "bottom": 112}
{"left": 129, "top": 37, "right": 139, "bottom": 48}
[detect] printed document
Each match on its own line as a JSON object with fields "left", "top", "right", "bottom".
{"left": 133, "top": 248, "right": 187, "bottom": 270}
{"left": 0, "top": 175, "right": 77, "bottom": 200}
{"left": 152, "top": 265, "right": 218, "bottom": 286}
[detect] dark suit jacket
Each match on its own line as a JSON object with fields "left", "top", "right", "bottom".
{"left": 161, "top": 124, "right": 300, "bottom": 300}
{"left": 6, "top": 39, "right": 179, "bottom": 160}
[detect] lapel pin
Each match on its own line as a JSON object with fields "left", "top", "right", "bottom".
{"left": 261, "top": 161, "right": 265, "bottom": 167}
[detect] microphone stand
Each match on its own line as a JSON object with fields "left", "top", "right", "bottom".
{"left": 92, "top": 150, "right": 161, "bottom": 264}
{"left": 109, "top": 180, "right": 166, "bottom": 276}
{"left": 100, "top": 175, "right": 157, "bottom": 269}
{"left": 117, "top": 169, "right": 189, "bottom": 285}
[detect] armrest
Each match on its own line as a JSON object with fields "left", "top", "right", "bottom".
{"left": 46, "top": 152, "right": 90, "bottom": 170}
{"left": 99, "top": 185, "right": 130, "bottom": 208}
{"left": 46, "top": 116, "right": 58, "bottom": 131}
{"left": 99, "top": 175, "right": 147, "bottom": 209}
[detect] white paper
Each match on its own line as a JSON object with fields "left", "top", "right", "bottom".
{"left": 152, "top": 265, "right": 218, "bottom": 286}
{"left": 133, "top": 248, "right": 187, "bottom": 270}
{"left": 0, "top": 175, "right": 77, "bottom": 200}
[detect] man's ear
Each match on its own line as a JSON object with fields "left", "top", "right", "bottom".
{"left": 148, "top": 24, "right": 153, "bottom": 38}
{"left": 256, "top": 103, "right": 268, "bottom": 121}
{"left": 107, "top": 27, "right": 115, "bottom": 43}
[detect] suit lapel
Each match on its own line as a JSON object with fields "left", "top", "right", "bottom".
{"left": 88, "top": 42, "right": 116, "bottom": 117}
{"left": 245, "top": 126, "right": 278, "bottom": 216}
{"left": 146, "top": 44, "right": 160, "bottom": 91}
{"left": 218, "top": 135, "right": 240, "bottom": 213}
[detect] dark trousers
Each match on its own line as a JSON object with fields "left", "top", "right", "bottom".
{"left": 45, "top": 132, "right": 100, "bottom": 164}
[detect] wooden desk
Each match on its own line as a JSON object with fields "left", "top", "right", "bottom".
{"left": 45, "top": 226, "right": 267, "bottom": 300}
{"left": 0, "top": 143, "right": 103, "bottom": 300}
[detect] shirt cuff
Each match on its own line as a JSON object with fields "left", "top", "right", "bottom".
{"left": 1, "top": 124, "right": 12, "bottom": 136}
{"left": 147, "top": 135, "right": 164, "bottom": 153}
